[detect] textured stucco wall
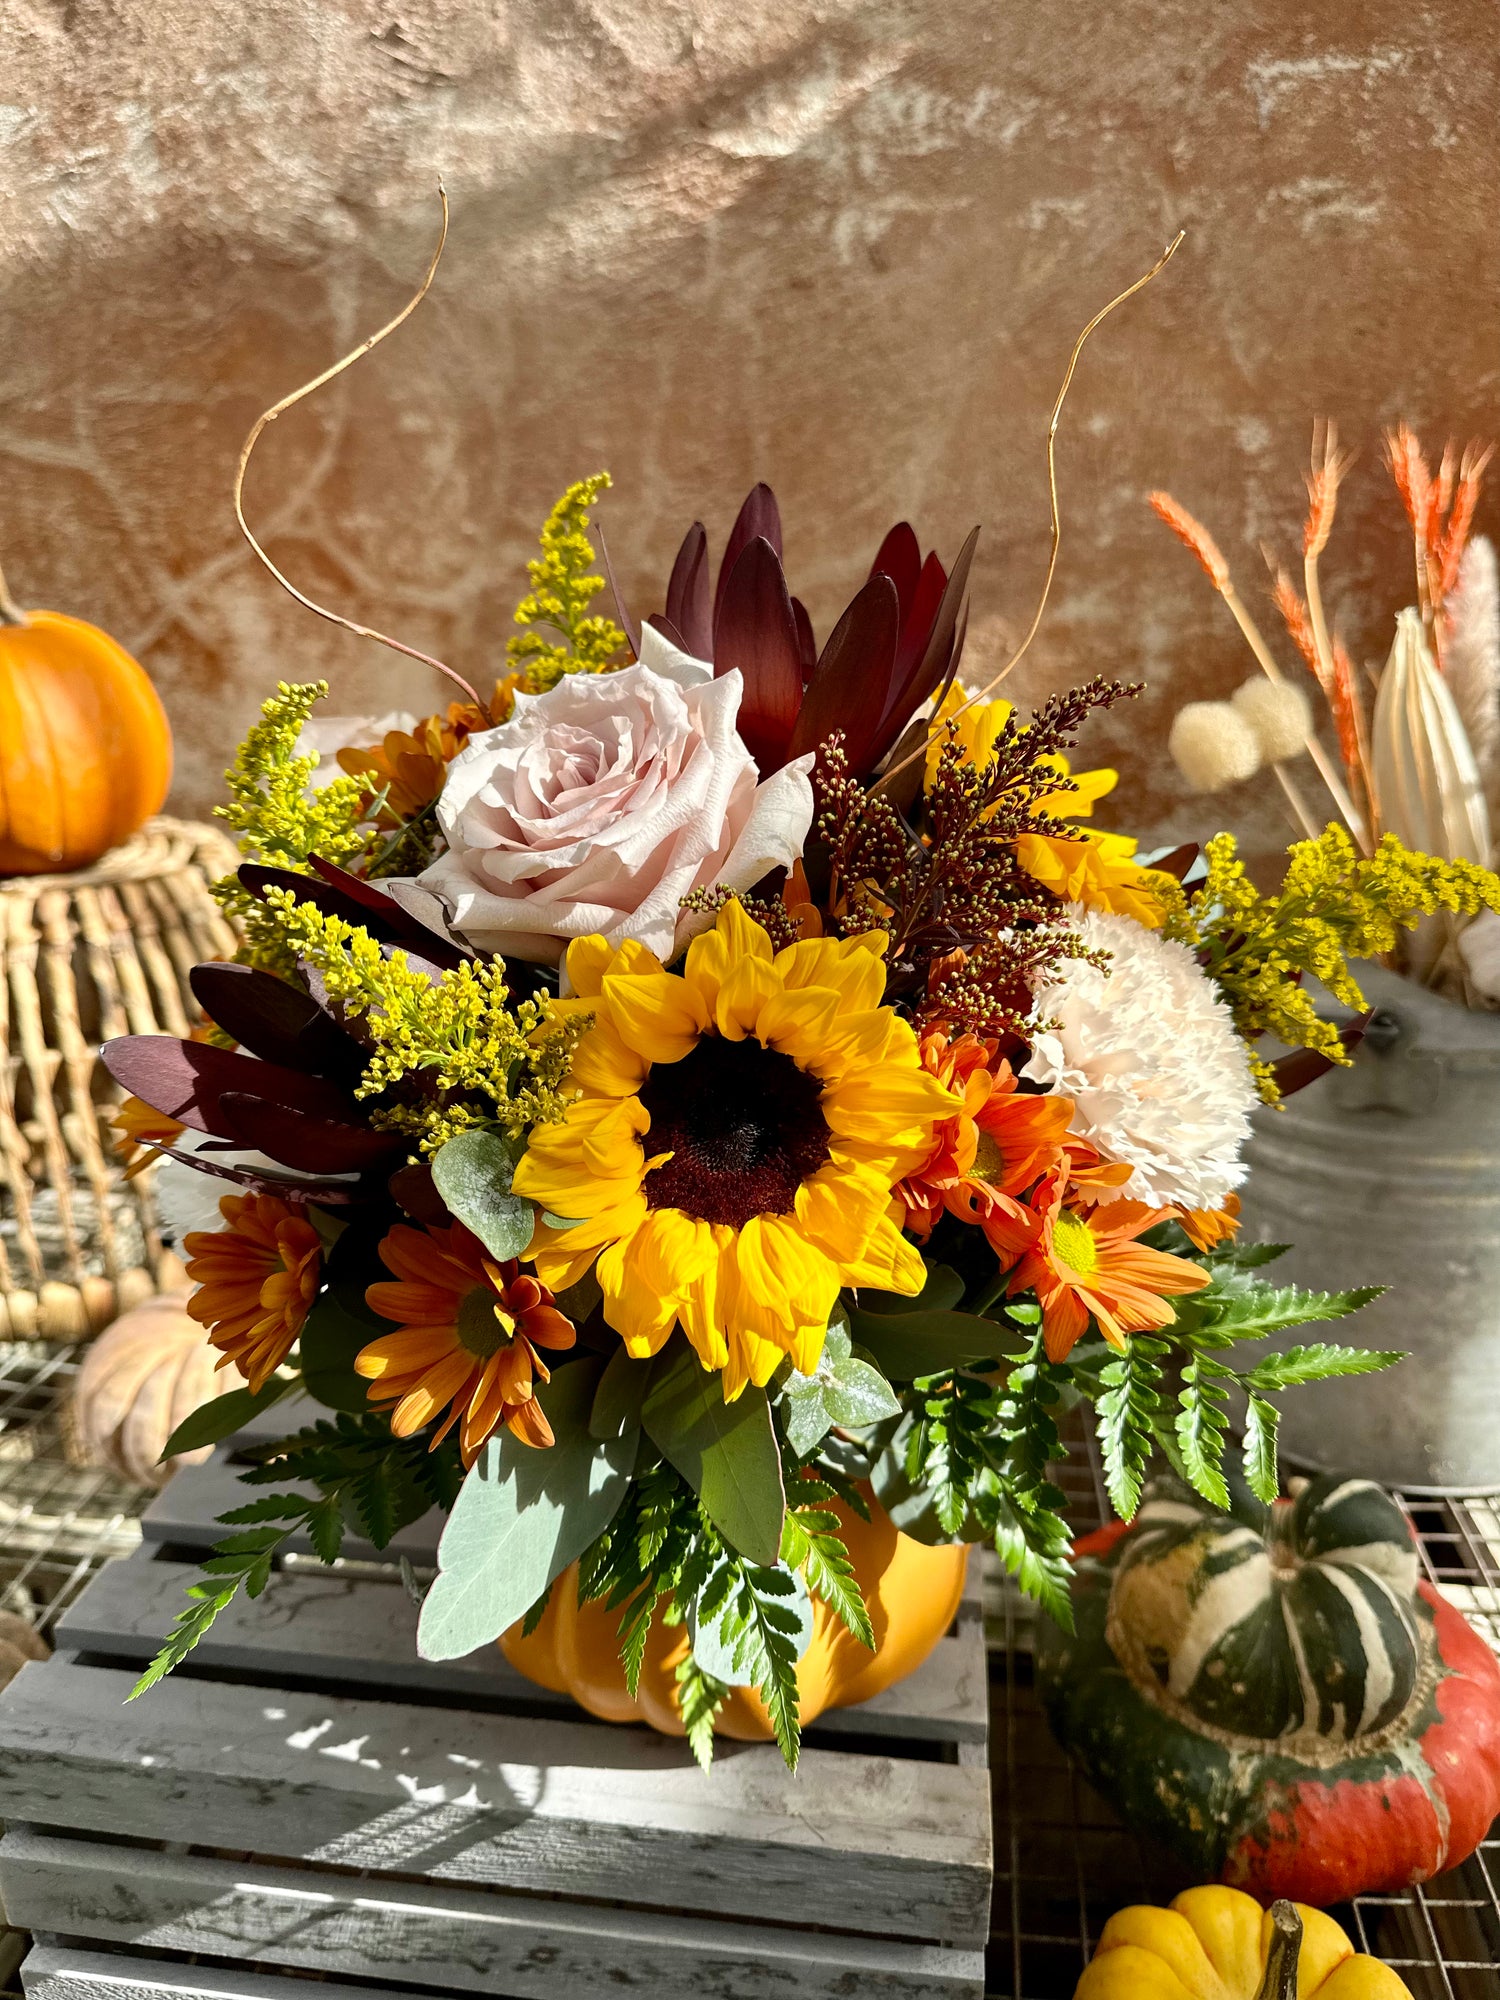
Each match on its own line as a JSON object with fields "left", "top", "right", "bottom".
{"left": 2, "top": 1, "right": 1497, "bottom": 851}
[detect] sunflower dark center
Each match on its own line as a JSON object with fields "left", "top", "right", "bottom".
{"left": 639, "top": 1034, "right": 831, "bottom": 1227}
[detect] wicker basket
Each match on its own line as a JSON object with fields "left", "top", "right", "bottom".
{"left": 0, "top": 817, "right": 240, "bottom": 1341}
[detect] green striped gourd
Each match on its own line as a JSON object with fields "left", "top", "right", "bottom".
{"left": 1037, "top": 1471, "right": 1500, "bottom": 1906}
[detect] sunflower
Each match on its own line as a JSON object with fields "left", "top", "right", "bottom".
{"left": 899, "top": 1031, "right": 1074, "bottom": 1249}
{"left": 358, "top": 1220, "right": 576, "bottom": 1460}
{"left": 1004, "top": 1169, "right": 1210, "bottom": 1362}
{"left": 516, "top": 900, "right": 958, "bottom": 1397}
{"left": 183, "top": 1192, "right": 323, "bottom": 1393}
{"left": 1014, "top": 827, "right": 1171, "bottom": 929}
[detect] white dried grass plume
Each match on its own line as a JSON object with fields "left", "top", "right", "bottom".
{"left": 1446, "top": 534, "right": 1500, "bottom": 823}
{"left": 1230, "top": 676, "right": 1312, "bottom": 762}
{"left": 1023, "top": 905, "right": 1258, "bottom": 1210}
{"left": 1458, "top": 908, "right": 1500, "bottom": 1004}
{"left": 1371, "top": 608, "right": 1491, "bottom": 867}
{"left": 1168, "top": 700, "right": 1261, "bottom": 793}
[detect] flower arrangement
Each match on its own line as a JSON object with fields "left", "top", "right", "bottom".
{"left": 104, "top": 216, "right": 1500, "bottom": 1772}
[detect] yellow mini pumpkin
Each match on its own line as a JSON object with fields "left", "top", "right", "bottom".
{"left": 73, "top": 1290, "right": 234, "bottom": 1488}
{"left": 502, "top": 1493, "right": 968, "bottom": 1740}
{"left": 0, "top": 578, "right": 172, "bottom": 874}
{"left": 1075, "top": 1887, "right": 1411, "bottom": 2000}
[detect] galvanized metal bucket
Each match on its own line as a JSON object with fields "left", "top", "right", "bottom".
{"left": 1236, "top": 963, "right": 1500, "bottom": 1493}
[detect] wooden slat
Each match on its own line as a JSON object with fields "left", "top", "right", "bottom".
{"left": 0, "top": 1661, "right": 991, "bottom": 1946}
{"left": 21, "top": 1941, "right": 436, "bottom": 2000}
{"left": 59, "top": 1546, "right": 987, "bottom": 1744}
{"left": 2, "top": 1829, "right": 985, "bottom": 2000}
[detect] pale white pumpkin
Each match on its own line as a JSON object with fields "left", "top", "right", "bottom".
{"left": 73, "top": 1290, "right": 235, "bottom": 1487}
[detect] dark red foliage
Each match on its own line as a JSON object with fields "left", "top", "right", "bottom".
{"left": 654, "top": 484, "right": 978, "bottom": 777}
{"left": 188, "top": 964, "right": 365, "bottom": 1086}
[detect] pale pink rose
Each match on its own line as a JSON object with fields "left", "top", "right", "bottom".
{"left": 407, "top": 629, "right": 814, "bottom": 963}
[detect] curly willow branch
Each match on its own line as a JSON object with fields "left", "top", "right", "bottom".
{"left": 871, "top": 228, "right": 1185, "bottom": 801}
{"left": 232, "top": 184, "right": 485, "bottom": 713}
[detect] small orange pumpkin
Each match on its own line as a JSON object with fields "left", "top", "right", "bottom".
{"left": 502, "top": 1494, "right": 969, "bottom": 1740}
{"left": 72, "top": 1290, "right": 235, "bottom": 1488}
{"left": 0, "top": 572, "right": 172, "bottom": 875}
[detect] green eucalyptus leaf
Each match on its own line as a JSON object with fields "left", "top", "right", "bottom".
{"left": 850, "top": 1304, "right": 1024, "bottom": 1381}
{"left": 159, "top": 1375, "right": 295, "bottom": 1461}
{"left": 854, "top": 1263, "right": 964, "bottom": 1317}
{"left": 417, "top": 1358, "right": 633, "bottom": 1662}
{"left": 431, "top": 1128, "right": 535, "bottom": 1263}
{"left": 824, "top": 1354, "right": 901, "bottom": 1429}
{"left": 590, "top": 1344, "right": 652, "bottom": 1441}
{"left": 643, "top": 1346, "right": 785, "bottom": 1565}
{"left": 780, "top": 1382, "right": 835, "bottom": 1459}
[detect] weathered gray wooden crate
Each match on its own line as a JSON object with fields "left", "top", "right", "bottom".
{"left": 0, "top": 1424, "right": 992, "bottom": 2000}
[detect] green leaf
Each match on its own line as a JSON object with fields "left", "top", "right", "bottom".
{"left": 1093, "top": 1338, "right": 1167, "bottom": 1521}
{"left": 675, "top": 1654, "right": 727, "bottom": 1774}
{"left": 787, "top": 1505, "right": 873, "bottom": 1650}
{"left": 854, "top": 1263, "right": 965, "bottom": 1316}
{"left": 160, "top": 1375, "right": 294, "bottom": 1462}
{"left": 825, "top": 1355, "right": 902, "bottom": 1429}
{"left": 643, "top": 1346, "right": 785, "bottom": 1566}
{"left": 1243, "top": 1394, "right": 1281, "bottom": 1504}
{"left": 849, "top": 1305, "right": 1024, "bottom": 1382}
{"left": 691, "top": 1560, "right": 813, "bottom": 1683}
{"left": 306, "top": 1493, "right": 347, "bottom": 1565}
{"left": 131, "top": 1495, "right": 314, "bottom": 1695}
{"left": 418, "top": 1359, "right": 634, "bottom": 1661}
{"left": 1189, "top": 1279, "right": 1386, "bottom": 1345}
{"left": 431, "top": 1128, "right": 536, "bottom": 1263}
{"left": 590, "top": 1345, "right": 652, "bottom": 1441}
{"left": 1244, "top": 1343, "right": 1404, "bottom": 1391}
{"left": 1176, "top": 1357, "right": 1231, "bottom": 1509}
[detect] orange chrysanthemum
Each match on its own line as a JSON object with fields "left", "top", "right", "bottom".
{"left": 358, "top": 1221, "right": 576, "bottom": 1462}
{"left": 1177, "top": 1191, "right": 1242, "bottom": 1253}
{"left": 184, "top": 1192, "right": 323, "bottom": 1393}
{"left": 1005, "top": 1170, "right": 1211, "bottom": 1362}
{"left": 338, "top": 678, "right": 522, "bottom": 826}
{"left": 900, "top": 1031, "right": 1074, "bottom": 1252}
{"left": 111, "top": 1096, "right": 186, "bottom": 1178}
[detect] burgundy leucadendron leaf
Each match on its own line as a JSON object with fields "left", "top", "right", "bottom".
{"left": 786, "top": 572, "right": 902, "bottom": 771}
{"left": 870, "top": 525, "right": 980, "bottom": 766}
{"left": 217, "top": 1093, "right": 402, "bottom": 1174}
{"left": 713, "top": 536, "right": 804, "bottom": 773}
{"left": 713, "top": 484, "right": 783, "bottom": 634}
{"left": 665, "top": 522, "right": 712, "bottom": 661}
{"left": 152, "top": 1146, "right": 362, "bottom": 1206}
{"left": 239, "top": 861, "right": 470, "bottom": 971}
{"left": 189, "top": 964, "right": 364, "bottom": 1083}
{"left": 790, "top": 597, "right": 818, "bottom": 682}
{"left": 869, "top": 521, "right": 922, "bottom": 629}
{"left": 102, "top": 1037, "right": 360, "bottom": 1139}
{"left": 895, "top": 550, "right": 950, "bottom": 684}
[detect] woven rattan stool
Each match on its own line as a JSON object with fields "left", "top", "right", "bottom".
{"left": 0, "top": 817, "right": 239, "bottom": 1341}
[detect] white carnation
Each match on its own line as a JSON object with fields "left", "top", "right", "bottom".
{"left": 1023, "top": 905, "right": 1257, "bottom": 1210}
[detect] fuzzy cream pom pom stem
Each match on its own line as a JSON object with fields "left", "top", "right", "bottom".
{"left": 1231, "top": 677, "right": 1313, "bottom": 762}
{"left": 1168, "top": 701, "right": 1262, "bottom": 792}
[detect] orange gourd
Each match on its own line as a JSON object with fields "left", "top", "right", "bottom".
{"left": 72, "top": 1290, "right": 235, "bottom": 1488}
{"left": 0, "top": 572, "right": 172, "bottom": 874}
{"left": 502, "top": 1494, "right": 969, "bottom": 1741}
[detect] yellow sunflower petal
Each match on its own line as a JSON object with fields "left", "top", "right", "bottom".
{"left": 679, "top": 1225, "right": 736, "bottom": 1373}
{"left": 564, "top": 934, "right": 614, "bottom": 999}
{"left": 773, "top": 935, "right": 887, "bottom": 1012}
{"left": 753, "top": 984, "right": 843, "bottom": 1067}
{"left": 714, "top": 955, "right": 781, "bottom": 1042}
{"left": 682, "top": 897, "right": 774, "bottom": 1016}
{"left": 602, "top": 971, "right": 708, "bottom": 1064}
{"left": 571, "top": 1013, "right": 649, "bottom": 1095}
{"left": 839, "top": 1209, "right": 928, "bottom": 1293}
{"left": 736, "top": 1214, "right": 841, "bottom": 1327}
{"left": 723, "top": 1323, "right": 787, "bottom": 1403}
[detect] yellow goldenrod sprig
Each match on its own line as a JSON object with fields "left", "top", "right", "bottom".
{"left": 1164, "top": 825, "right": 1500, "bottom": 1101}
{"left": 264, "top": 889, "right": 583, "bottom": 1151}
{"left": 507, "top": 473, "right": 627, "bottom": 693}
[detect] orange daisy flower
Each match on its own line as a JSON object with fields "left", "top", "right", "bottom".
{"left": 337, "top": 678, "right": 522, "bottom": 826}
{"left": 358, "top": 1221, "right": 577, "bottom": 1462}
{"left": 111, "top": 1096, "right": 186, "bottom": 1178}
{"left": 1177, "top": 1191, "right": 1242, "bottom": 1253}
{"left": 183, "top": 1192, "right": 323, "bottom": 1393}
{"left": 1005, "top": 1170, "right": 1211, "bottom": 1362}
{"left": 900, "top": 1031, "right": 1074, "bottom": 1254}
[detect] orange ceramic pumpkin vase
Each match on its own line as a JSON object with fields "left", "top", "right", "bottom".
{"left": 0, "top": 568, "right": 172, "bottom": 875}
{"left": 502, "top": 1493, "right": 969, "bottom": 1740}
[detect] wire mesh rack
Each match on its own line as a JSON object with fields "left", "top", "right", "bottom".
{"left": 0, "top": 1340, "right": 154, "bottom": 1999}
{"left": 984, "top": 1423, "right": 1500, "bottom": 1998}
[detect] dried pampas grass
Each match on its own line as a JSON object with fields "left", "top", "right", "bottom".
{"left": 1445, "top": 534, "right": 1500, "bottom": 824}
